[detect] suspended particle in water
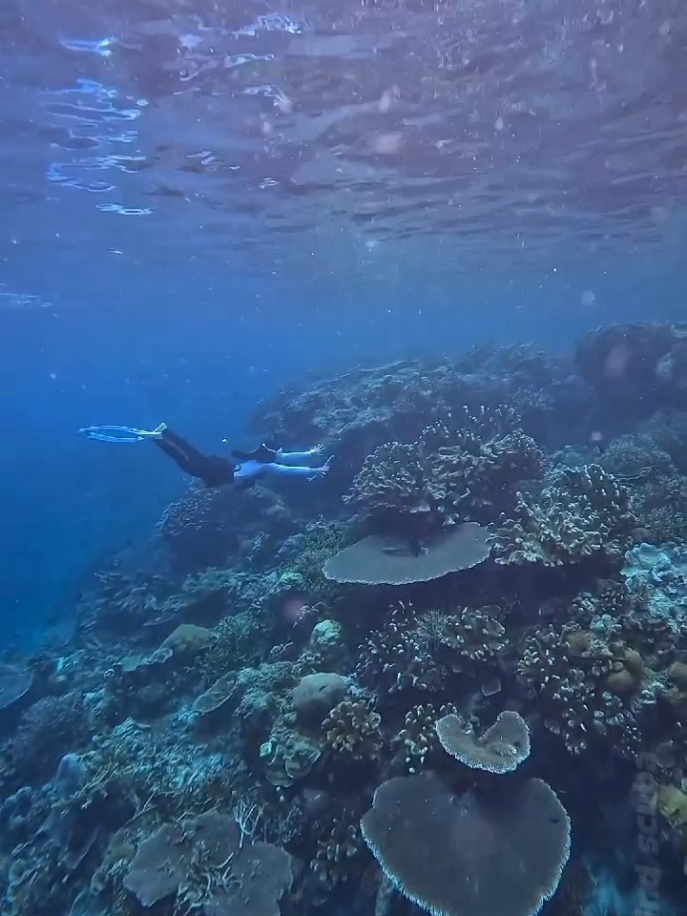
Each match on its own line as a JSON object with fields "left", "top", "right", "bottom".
{"left": 604, "top": 343, "right": 631, "bottom": 379}
{"left": 370, "top": 132, "right": 403, "bottom": 154}
{"left": 282, "top": 595, "right": 310, "bottom": 626}
{"left": 274, "top": 95, "right": 292, "bottom": 114}
{"left": 581, "top": 289, "right": 596, "bottom": 306}
{"left": 378, "top": 86, "right": 399, "bottom": 112}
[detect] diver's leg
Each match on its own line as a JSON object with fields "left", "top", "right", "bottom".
{"left": 275, "top": 446, "right": 324, "bottom": 466}
{"left": 154, "top": 430, "right": 236, "bottom": 487}
{"left": 152, "top": 429, "right": 209, "bottom": 476}
{"left": 263, "top": 458, "right": 331, "bottom": 480}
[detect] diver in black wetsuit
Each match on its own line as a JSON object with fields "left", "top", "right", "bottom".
{"left": 78, "top": 423, "right": 331, "bottom": 488}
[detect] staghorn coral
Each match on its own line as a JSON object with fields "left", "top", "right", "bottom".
{"left": 201, "top": 611, "right": 265, "bottom": 680}
{"left": 323, "top": 700, "right": 384, "bottom": 760}
{"left": 273, "top": 520, "right": 347, "bottom": 611}
{"left": 345, "top": 407, "right": 543, "bottom": 526}
{"left": 80, "top": 717, "right": 238, "bottom": 826}
{"left": 494, "top": 464, "right": 636, "bottom": 569}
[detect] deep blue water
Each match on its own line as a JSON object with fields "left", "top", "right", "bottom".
{"left": 1, "top": 0, "right": 687, "bottom": 640}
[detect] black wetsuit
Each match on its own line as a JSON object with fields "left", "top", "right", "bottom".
{"left": 153, "top": 429, "right": 236, "bottom": 488}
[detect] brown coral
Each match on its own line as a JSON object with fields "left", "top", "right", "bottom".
{"left": 323, "top": 700, "right": 384, "bottom": 760}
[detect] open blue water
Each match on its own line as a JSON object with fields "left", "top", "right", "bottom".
{"left": 1, "top": 0, "right": 686, "bottom": 639}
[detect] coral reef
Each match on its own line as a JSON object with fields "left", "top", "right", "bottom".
{"left": 7, "top": 325, "right": 687, "bottom": 916}
{"left": 575, "top": 323, "right": 687, "bottom": 417}
{"left": 157, "top": 483, "right": 295, "bottom": 569}
{"left": 514, "top": 621, "right": 646, "bottom": 757}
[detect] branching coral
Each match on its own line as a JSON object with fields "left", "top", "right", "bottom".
{"left": 415, "top": 607, "right": 507, "bottom": 675}
{"left": 515, "top": 624, "right": 642, "bottom": 756}
{"left": 345, "top": 407, "right": 543, "bottom": 525}
{"left": 356, "top": 603, "right": 508, "bottom": 708}
{"left": 323, "top": 700, "right": 384, "bottom": 760}
{"left": 393, "top": 703, "right": 458, "bottom": 773}
{"left": 311, "top": 809, "right": 366, "bottom": 887}
{"left": 355, "top": 605, "right": 442, "bottom": 701}
{"left": 275, "top": 521, "right": 347, "bottom": 609}
{"left": 494, "top": 465, "right": 636, "bottom": 568}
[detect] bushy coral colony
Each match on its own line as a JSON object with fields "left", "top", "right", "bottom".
{"left": 4, "top": 322, "right": 687, "bottom": 916}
